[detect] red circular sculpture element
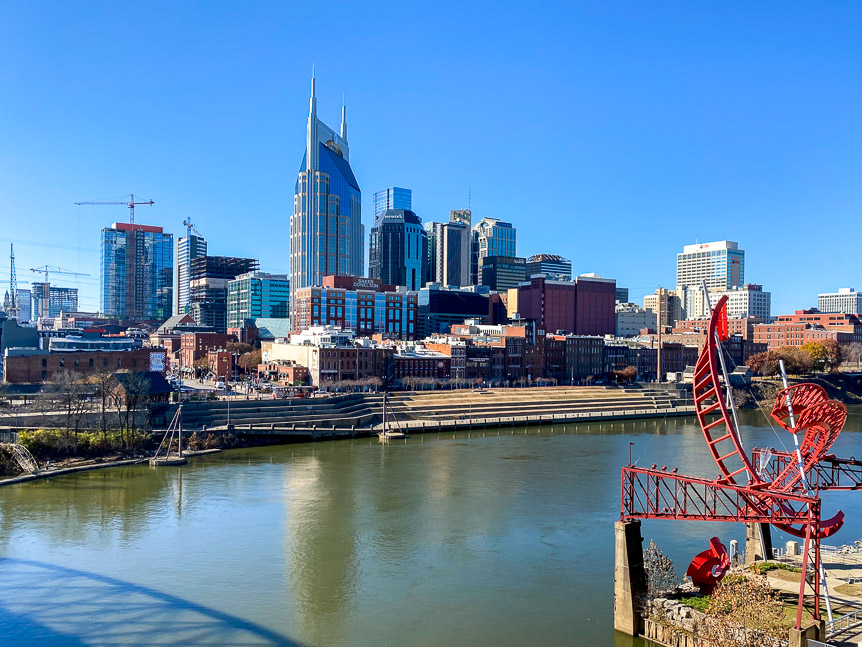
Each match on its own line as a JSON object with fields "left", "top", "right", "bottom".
{"left": 693, "top": 296, "right": 847, "bottom": 539}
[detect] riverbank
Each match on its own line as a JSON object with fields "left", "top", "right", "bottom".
{"left": 0, "top": 457, "right": 146, "bottom": 487}
{"left": 735, "top": 373, "right": 862, "bottom": 408}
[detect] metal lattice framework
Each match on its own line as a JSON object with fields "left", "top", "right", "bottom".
{"left": 620, "top": 294, "right": 854, "bottom": 629}
{"left": 1, "top": 443, "right": 39, "bottom": 474}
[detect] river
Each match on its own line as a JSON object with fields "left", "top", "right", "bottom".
{"left": 2, "top": 407, "right": 862, "bottom": 646}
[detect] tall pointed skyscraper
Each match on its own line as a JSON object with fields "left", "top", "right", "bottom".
{"left": 291, "top": 73, "right": 363, "bottom": 321}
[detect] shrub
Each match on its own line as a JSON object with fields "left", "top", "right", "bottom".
{"left": 751, "top": 561, "right": 801, "bottom": 575}
{"left": 678, "top": 595, "right": 710, "bottom": 613}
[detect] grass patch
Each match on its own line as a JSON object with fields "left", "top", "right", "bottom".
{"left": 834, "top": 582, "right": 862, "bottom": 597}
{"left": 751, "top": 561, "right": 801, "bottom": 575}
{"left": 678, "top": 595, "right": 710, "bottom": 612}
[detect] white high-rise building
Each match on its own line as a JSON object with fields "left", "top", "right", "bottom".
{"left": 818, "top": 288, "right": 862, "bottom": 315}
{"left": 174, "top": 234, "right": 207, "bottom": 316}
{"left": 676, "top": 240, "right": 745, "bottom": 317}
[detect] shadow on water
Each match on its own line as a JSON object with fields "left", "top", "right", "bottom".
{"left": 0, "top": 558, "right": 302, "bottom": 646}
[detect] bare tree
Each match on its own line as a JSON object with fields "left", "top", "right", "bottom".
{"left": 89, "top": 367, "right": 116, "bottom": 440}
{"left": 45, "top": 370, "right": 91, "bottom": 451}
{"left": 843, "top": 342, "right": 862, "bottom": 370}
{"left": 701, "top": 575, "right": 785, "bottom": 647}
{"left": 112, "top": 371, "right": 151, "bottom": 449}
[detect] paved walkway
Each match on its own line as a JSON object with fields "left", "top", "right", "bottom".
{"left": 765, "top": 547, "right": 862, "bottom": 646}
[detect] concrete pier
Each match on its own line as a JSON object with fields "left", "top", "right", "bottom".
{"left": 614, "top": 520, "right": 646, "bottom": 635}
{"left": 744, "top": 522, "right": 773, "bottom": 564}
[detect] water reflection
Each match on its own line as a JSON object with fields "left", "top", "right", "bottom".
{"left": 0, "top": 407, "right": 859, "bottom": 646}
{"left": 0, "top": 558, "right": 299, "bottom": 645}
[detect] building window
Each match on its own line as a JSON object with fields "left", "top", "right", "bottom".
{"left": 42, "top": 358, "right": 47, "bottom": 367}
{"left": 89, "top": 358, "right": 94, "bottom": 367}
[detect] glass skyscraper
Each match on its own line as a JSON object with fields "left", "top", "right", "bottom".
{"left": 227, "top": 271, "right": 291, "bottom": 329}
{"left": 291, "top": 74, "right": 363, "bottom": 319}
{"left": 373, "top": 187, "right": 412, "bottom": 220}
{"left": 471, "top": 217, "right": 516, "bottom": 285}
{"left": 174, "top": 234, "right": 207, "bottom": 316}
{"left": 368, "top": 209, "right": 427, "bottom": 290}
{"left": 100, "top": 222, "right": 173, "bottom": 322}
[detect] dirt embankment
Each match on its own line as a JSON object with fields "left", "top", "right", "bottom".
{"left": 734, "top": 373, "right": 862, "bottom": 408}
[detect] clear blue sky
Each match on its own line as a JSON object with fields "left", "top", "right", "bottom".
{"left": 1, "top": 1, "right": 860, "bottom": 315}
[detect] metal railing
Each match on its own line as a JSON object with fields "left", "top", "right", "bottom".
{"left": 809, "top": 640, "right": 839, "bottom": 647}
{"left": 826, "top": 608, "right": 862, "bottom": 638}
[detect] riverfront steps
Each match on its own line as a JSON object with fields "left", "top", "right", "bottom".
{"left": 163, "top": 386, "right": 692, "bottom": 438}
{"left": 169, "top": 385, "right": 684, "bottom": 429}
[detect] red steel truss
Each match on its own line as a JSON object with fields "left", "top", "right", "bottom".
{"left": 619, "top": 295, "right": 855, "bottom": 629}
{"left": 621, "top": 466, "right": 820, "bottom": 525}
{"left": 753, "top": 449, "right": 862, "bottom": 492}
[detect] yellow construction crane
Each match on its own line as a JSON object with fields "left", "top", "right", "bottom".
{"left": 75, "top": 193, "right": 154, "bottom": 225}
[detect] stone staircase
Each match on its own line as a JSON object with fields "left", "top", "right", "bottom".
{"left": 385, "top": 387, "right": 679, "bottom": 423}
{"left": 162, "top": 386, "right": 685, "bottom": 432}
{"left": 167, "top": 394, "right": 383, "bottom": 430}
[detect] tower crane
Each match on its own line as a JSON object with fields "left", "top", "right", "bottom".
{"left": 75, "top": 193, "right": 154, "bottom": 225}
{"left": 28, "top": 266, "right": 90, "bottom": 284}
{"left": 28, "top": 266, "right": 90, "bottom": 320}
{"left": 7, "top": 244, "right": 20, "bottom": 319}
{"left": 182, "top": 219, "right": 202, "bottom": 237}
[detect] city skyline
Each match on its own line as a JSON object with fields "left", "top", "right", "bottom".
{"left": 2, "top": 2, "right": 861, "bottom": 316}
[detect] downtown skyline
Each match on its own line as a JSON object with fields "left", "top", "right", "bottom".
{"left": 2, "top": 2, "right": 861, "bottom": 316}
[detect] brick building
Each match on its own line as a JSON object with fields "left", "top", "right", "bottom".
{"left": 180, "top": 332, "right": 236, "bottom": 370}
{"left": 293, "top": 275, "right": 418, "bottom": 340}
{"left": 3, "top": 347, "right": 167, "bottom": 384}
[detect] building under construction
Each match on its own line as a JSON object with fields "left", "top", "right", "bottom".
{"left": 188, "top": 255, "right": 259, "bottom": 333}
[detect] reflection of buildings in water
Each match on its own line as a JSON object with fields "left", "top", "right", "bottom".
{"left": 283, "top": 451, "right": 358, "bottom": 646}
{"left": 0, "top": 465, "right": 186, "bottom": 548}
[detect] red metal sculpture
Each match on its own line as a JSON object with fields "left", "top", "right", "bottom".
{"left": 621, "top": 294, "right": 858, "bottom": 629}
{"left": 686, "top": 537, "right": 730, "bottom": 594}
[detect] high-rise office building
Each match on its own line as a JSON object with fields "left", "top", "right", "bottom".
{"left": 10, "top": 288, "right": 31, "bottom": 323}
{"left": 369, "top": 209, "right": 428, "bottom": 290}
{"left": 479, "top": 255, "right": 526, "bottom": 291}
{"left": 291, "top": 74, "right": 363, "bottom": 318}
{"left": 100, "top": 222, "right": 173, "bottom": 322}
{"left": 174, "top": 234, "right": 207, "bottom": 316}
{"left": 616, "top": 287, "right": 629, "bottom": 304}
{"left": 31, "top": 284, "right": 79, "bottom": 320}
{"left": 189, "top": 256, "right": 258, "bottom": 333}
{"left": 676, "top": 240, "right": 745, "bottom": 319}
{"left": 227, "top": 271, "right": 290, "bottom": 329}
{"left": 471, "top": 218, "right": 516, "bottom": 285}
{"left": 676, "top": 240, "right": 744, "bottom": 291}
{"left": 525, "top": 254, "right": 572, "bottom": 281}
{"left": 373, "top": 187, "right": 412, "bottom": 220}
{"left": 425, "top": 210, "right": 471, "bottom": 288}
{"left": 818, "top": 288, "right": 862, "bottom": 315}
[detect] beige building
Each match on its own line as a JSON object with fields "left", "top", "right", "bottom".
{"left": 644, "top": 288, "right": 682, "bottom": 328}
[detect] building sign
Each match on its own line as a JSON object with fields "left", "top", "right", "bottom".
{"left": 352, "top": 278, "right": 381, "bottom": 291}
{"left": 149, "top": 351, "right": 166, "bottom": 372}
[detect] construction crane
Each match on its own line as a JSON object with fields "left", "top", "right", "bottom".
{"left": 182, "top": 219, "right": 202, "bottom": 237}
{"left": 28, "top": 266, "right": 90, "bottom": 320}
{"left": 29, "top": 266, "right": 90, "bottom": 284}
{"left": 75, "top": 193, "right": 154, "bottom": 225}
{"left": 7, "top": 244, "right": 19, "bottom": 319}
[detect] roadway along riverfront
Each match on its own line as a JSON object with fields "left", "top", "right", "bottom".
{"left": 1, "top": 407, "right": 861, "bottom": 646}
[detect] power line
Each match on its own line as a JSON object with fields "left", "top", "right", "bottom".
{"left": 0, "top": 237, "right": 98, "bottom": 253}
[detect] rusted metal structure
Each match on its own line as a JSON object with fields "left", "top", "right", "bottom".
{"left": 621, "top": 294, "right": 860, "bottom": 629}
